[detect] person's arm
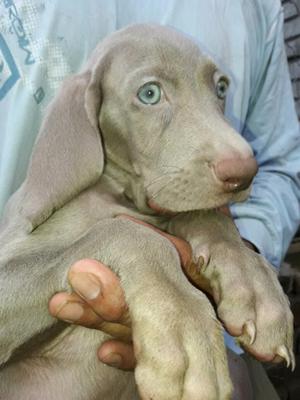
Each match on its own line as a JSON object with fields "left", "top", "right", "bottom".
{"left": 230, "top": 6, "right": 300, "bottom": 268}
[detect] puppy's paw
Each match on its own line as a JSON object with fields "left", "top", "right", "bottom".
{"left": 131, "top": 287, "right": 232, "bottom": 400}
{"left": 194, "top": 242, "right": 294, "bottom": 369}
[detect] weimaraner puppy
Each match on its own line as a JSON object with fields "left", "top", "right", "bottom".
{"left": 0, "top": 24, "right": 294, "bottom": 400}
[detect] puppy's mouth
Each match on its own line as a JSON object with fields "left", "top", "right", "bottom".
{"left": 144, "top": 163, "right": 252, "bottom": 215}
{"left": 147, "top": 185, "right": 249, "bottom": 215}
{"left": 148, "top": 197, "right": 231, "bottom": 215}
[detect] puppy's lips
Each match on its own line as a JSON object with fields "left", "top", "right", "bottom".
{"left": 147, "top": 199, "right": 177, "bottom": 216}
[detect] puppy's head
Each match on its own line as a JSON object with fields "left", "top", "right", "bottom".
{"left": 98, "top": 24, "right": 257, "bottom": 214}
{"left": 9, "top": 24, "right": 257, "bottom": 232}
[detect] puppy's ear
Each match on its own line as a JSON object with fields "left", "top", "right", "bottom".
{"left": 5, "top": 69, "right": 104, "bottom": 232}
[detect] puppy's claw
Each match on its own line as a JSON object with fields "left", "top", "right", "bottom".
{"left": 291, "top": 351, "right": 296, "bottom": 372}
{"left": 243, "top": 320, "right": 256, "bottom": 345}
{"left": 197, "top": 255, "right": 205, "bottom": 271}
{"left": 276, "top": 345, "right": 291, "bottom": 368}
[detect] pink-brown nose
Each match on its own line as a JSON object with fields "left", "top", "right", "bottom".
{"left": 213, "top": 156, "right": 258, "bottom": 192}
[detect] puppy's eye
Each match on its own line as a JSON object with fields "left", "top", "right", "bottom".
{"left": 216, "top": 77, "right": 229, "bottom": 100}
{"left": 137, "top": 82, "right": 161, "bottom": 105}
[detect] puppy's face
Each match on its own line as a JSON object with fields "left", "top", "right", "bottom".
{"left": 99, "top": 25, "right": 256, "bottom": 214}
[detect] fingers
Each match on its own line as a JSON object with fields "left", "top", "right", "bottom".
{"left": 98, "top": 340, "right": 136, "bottom": 370}
{"left": 49, "top": 291, "right": 102, "bottom": 326}
{"left": 68, "top": 259, "right": 128, "bottom": 322}
{"left": 49, "top": 291, "right": 136, "bottom": 370}
{"left": 48, "top": 259, "right": 135, "bottom": 371}
{"left": 49, "top": 292, "right": 133, "bottom": 342}
{"left": 48, "top": 259, "right": 129, "bottom": 326}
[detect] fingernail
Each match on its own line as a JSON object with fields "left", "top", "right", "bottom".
{"left": 56, "top": 302, "right": 84, "bottom": 322}
{"left": 71, "top": 273, "right": 101, "bottom": 300}
{"left": 102, "top": 353, "right": 122, "bottom": 368}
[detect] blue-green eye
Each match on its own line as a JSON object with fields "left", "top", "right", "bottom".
{"left": 216, "top": 77, "right": 229, "bottom": 100}
{"left": 137, "top": 82, "right": 161, "bottom": 105}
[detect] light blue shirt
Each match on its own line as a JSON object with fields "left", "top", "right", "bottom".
{"left": 1, "top": 0, "right": 299, "bottom": 356}
{"left": 1, "top": 2, "right": 299, "bottom": 271}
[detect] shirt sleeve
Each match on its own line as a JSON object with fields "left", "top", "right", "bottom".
{"left": 230, "top": 6, "right": 300, "bottom": 268}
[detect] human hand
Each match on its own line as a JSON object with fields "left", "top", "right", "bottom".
{"left": 48, "top": 216, "right": 193, "bottom": 371}
{"left": 48, "top": 213, "right": 260, "bottom": 371}
{"left": 49, "top": 258, "right": 136, "bottom": 369}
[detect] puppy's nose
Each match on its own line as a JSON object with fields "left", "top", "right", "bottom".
{"left": 213, "top": 156, "right": 258, "bottom": 192}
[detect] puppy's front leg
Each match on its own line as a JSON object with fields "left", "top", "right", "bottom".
{"left": 0, "top": 230, "right": 76, "bottom": 366}
{"left": 91, "top": 218, "right": 232, "bottom": 400}
{"left": 1, "top": 217, "right": 232, "bottom": 400}
{"left": 168, "top": 211, "right": 294, "bottom": 367}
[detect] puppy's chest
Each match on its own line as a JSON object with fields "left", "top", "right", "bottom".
{"left": 40, "top": 180, "right": 165, "bottom": 245}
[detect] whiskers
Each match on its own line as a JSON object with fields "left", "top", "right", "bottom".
{"left": 160, "top": 164, "right": 182, "bottom": 173}
{"left": 146, "top": 167, "right": 181, "bottom": 200}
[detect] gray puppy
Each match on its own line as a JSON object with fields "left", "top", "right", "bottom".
{"left": 0, "top": 24, "right": 293, "bottom": 400}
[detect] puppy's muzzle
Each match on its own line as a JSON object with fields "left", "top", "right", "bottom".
{"left": 213, "top": 156, "right": 258, "bottom": 193}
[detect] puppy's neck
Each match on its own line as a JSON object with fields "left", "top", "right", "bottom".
{"left": 103, "top": 158, "right": 131, "bottom": 190}
{"left": 102, "top": 158, "right": 148, "bottom": 212}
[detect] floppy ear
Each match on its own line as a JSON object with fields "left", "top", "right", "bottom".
{"left": 4, "top": 68, "right": 104, "bottom": 232}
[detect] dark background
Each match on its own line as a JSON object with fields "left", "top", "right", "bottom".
{"left": 266, "top": 2, "right": 300, "bottom": 398}
{"left": 284, "top": 0, "right": 300, "bottom": 120}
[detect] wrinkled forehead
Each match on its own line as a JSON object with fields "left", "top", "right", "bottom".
{"left": 102, "top": 24, "right": 217, "bottom": 86}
